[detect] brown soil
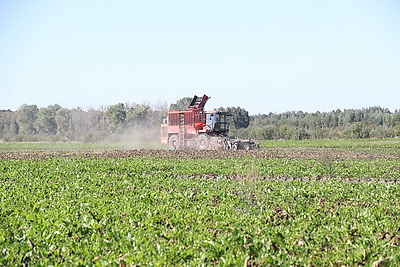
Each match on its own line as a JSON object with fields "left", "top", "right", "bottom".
{"left": 0, "top": 147, "right": 396, "bottom": 161}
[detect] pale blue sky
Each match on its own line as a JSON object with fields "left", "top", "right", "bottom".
{"left": 1, "top": 0, "right": 399, "bottom": 114}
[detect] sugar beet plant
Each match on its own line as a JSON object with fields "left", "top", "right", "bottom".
{"left": 0, "top": 155, "right": 399, "bottom": 266}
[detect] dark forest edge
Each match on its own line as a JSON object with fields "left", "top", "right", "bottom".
{"left": 1, "top": 102, "right": 399, "bottom": 142}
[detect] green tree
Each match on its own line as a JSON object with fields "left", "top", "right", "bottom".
{"left": 105, "top": 103, "right": 126, "bottom": 132}
{"left": 69, "top": 108, "right": 86, "bottom": 136}
{"left": 224, "top": 106, "right": 250, "bottom": 129}
{"left": 169, "top": 97, "right": 193, "bottom": 110}
{"left": 16, "top": 104, "right": 39, "bottom": 135}
{"left": 126, "top": 103, "right": 151, "bottom": 126}
{"left": 35, "top": 105, "right": 61, "bottom": 135}
{"left": 55, "top": 108, "right": 72, "bottom": 136}
{"left": 0, "top": 110, "right": 18, "bottom": 140}
{"left": 87, "top": 108, "right": 107, "bottom": 133}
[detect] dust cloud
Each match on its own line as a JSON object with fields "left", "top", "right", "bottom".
{"left": 103, "top": 126, "right": 164, "bottom": 149}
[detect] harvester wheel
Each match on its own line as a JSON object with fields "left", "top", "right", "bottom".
{"left": 168, "top": 135, "right": 179, "bottom": 150}
{"left": 197, "top": 134, "right": 210, "bottom": 150}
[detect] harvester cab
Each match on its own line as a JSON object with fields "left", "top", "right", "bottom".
{"left": 206, "top": 112, "right": 229, "bottom": 133}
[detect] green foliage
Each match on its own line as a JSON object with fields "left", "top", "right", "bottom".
{"left": 1, "top": 102, "right": 399, "bottom": 142}
{"left": 169, "top": 97, "right": 193, "bottom": 110}
{"left": 244, "top": 107, "right": 400, "bottom": 140}
{"left": 105, "top": 103, "right": 127, "bottom": 133}
{"left": 126, "top": 104, "right": 151, "bottom": 127}
{"left": 0, "top": 144, "right": 399, "bottom": 265}
{"left": 0, "top": 110, "right": 18, "bottom": 139}
{"left": 16, "top": 104, "right": 39, "bottom": 135}
{"left": 35, "top": 104, "right": 61, "bottom": 135}
{"left": 55, "top": 108, "right": 72, "bottom": 135}
{"left": 2, "top": 102, "right": 168, "bottom": 142}
{"left": 222, "top": 106, "right": 250, "bottom": 129}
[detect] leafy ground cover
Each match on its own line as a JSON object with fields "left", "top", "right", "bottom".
{"left": 0, "top": 140, "right": 399, "bottom": 265}
{"left": 259, "top": 138, "right": 399, "bottom": 147}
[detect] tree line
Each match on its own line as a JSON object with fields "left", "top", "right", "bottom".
{"left": 0, "top": 101, "right": 399, "bottom": 142}
{"left": 0, "top": 103, "right": 169, "bottom": 142}
{"left": 235, "top": 107, "right": 400, "bottom": 140}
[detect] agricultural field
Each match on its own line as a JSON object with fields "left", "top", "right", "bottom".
{"left": 0, "top": 139, "right": 399, "bottom": 266}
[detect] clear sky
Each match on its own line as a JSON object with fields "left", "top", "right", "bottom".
{"left": 1, "top": 0, "right": 399, "bottom": 115}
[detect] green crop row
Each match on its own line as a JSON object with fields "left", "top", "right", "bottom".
{"left": 1, "top": 156, "right": 399, "bottom": 265}
{"left": 259, "top": 138, "right": 400, "bottom": 157}
{"left": 259, "top": 138, "right": 400, "bottom": 148}
{"left": 3, "top": 156, "right": 398, "bottom": 181}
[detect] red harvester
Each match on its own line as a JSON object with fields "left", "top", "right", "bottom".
{"left": 161, "top": 94, "right": 258, "bottom": 150}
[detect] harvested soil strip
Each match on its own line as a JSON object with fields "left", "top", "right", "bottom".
{"left": 0, "top": 148, "right": 397, "bottom": 160}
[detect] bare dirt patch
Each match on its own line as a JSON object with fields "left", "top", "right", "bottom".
{"left": 0, "top": 147, "right": 396, "bottom": 161}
